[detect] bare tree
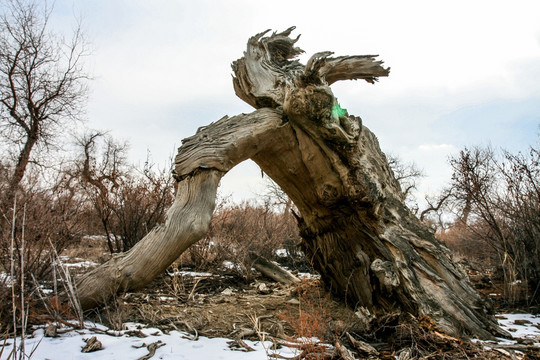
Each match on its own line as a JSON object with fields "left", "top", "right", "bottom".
{"left": 449, "top": 146, "right": 498, "bottom": 226}
{"left": 74, "top": 132, "right": 175, "bottom": 252}
{"left": 75, "top": 132, "right": 129, "bottom": 253}
{"left": 261, "top": 176, "right": 295, "bottom": 214}
{"left": 447, "top": 144, "right": 540, "bottom": 304}
{"left": 386, "top": 153, "right": 424, "bottom": 211}
{"left": 0, "top": 0, "right": 89, "bottom": 208}
{"left": 112, "top": 158, "right": 175, "bottom": 251}
{"left": 500, "top": 145, "right": 540, "bottom": 303}
{"left": 419, "top": 188, "right": 453, "bottom": 229}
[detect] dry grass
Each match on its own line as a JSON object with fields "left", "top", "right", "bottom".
{"left": 178, "top": 199, "right": 304, "bottom": 278}
{"left": 277, "top": 280, "right": 334, "bottom": 359}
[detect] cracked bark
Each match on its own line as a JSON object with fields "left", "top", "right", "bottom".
{"left": 75, "top": 27, "right": 505, "bottom": 339}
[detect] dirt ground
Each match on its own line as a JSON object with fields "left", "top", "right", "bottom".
{"left": 59, "top": 236, "right": 539, "bottom": 360}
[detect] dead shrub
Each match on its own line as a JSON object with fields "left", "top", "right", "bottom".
{"left": 438, "top": 224, "right": 498, "bottom": 266}
{"left": 100, "top": 295, "right": 128, "bottom": 331}
{"left": 0, "top": 169, "right": 86, "bottom": 282}
{"left": 0, "top": 165, "right": 88, "bottom": 333}
{"left": 444, "top": 145, "right": 540, "bottom": 305}
{"left": 180, "top": 197, "right": 302, "bottom": 279}
{"left": 277, "top": 280, "right": 332, "bottom": 358}
{"left": 73, "top": 133, "right": 175, "bottom": 252}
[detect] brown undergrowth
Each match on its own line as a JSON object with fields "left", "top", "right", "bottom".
{"left": 5, "top": 235, "right": 539, "bottom": 359}
{"left": 76, "top": 272, "right": 532, "bottom": 360}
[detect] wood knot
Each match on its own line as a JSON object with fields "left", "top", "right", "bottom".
{"left": 319, "top": 183, "right": 339, "bottom": 205}
{"left": 370, "top": 259, "right": 400, "bottom": 293}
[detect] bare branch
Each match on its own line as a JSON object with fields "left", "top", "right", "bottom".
{"left": 0, "top": 0, "right": 89, "bottom": 206}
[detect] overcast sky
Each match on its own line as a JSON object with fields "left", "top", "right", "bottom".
{"left": 52, "top": 0, "right": 540, "bottom": 203}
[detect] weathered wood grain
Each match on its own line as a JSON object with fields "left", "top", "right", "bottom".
{"left": 76, "top": 27, "right": 504, "bottom": 340}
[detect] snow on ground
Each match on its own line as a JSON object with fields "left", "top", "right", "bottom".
{"left": 2, "top": 314, "right": 538, "bottom": 359}
{"left": 0, "top": 322, "right": 298, "bottom": 360}
{"left": 274, "top": 249, "right": 287, "bottom": 258}
{"left": 0, "top": 272, "right": 13, "bottom": 286}
{"left": 59, "top": 257, "right": 99, "bottom": 268}
{"left": 496, "top": 313, "right": 540, "bottom": 344}
{"left": 167, "top": 270, "right": 215, "bottom": 278}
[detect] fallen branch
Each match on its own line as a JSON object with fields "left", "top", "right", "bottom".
{"left": 345, "top": 332, "right": 379, "bottom": 356}
{"left": 81, "top": 336, "right": 102, "bottom": 353}
{"left": 487, "top": 343, "right": 540, "bottom": 352}
{"left": 249, "top": 252, "right": 300, "bottom": 284}
{"left": 335, "top": 340, "right": 355, "bottom": 360}
{"left": 137, "top": 340, "right": 166, "bottom": 360}
{"left": 492, "top": 348, "right": 519, "bottom": 360}
{"left": 227, "top": 338, "right": 256, "bottom": 352}
{"left": 180, "top": 321, "right": 199, "bottom": 341}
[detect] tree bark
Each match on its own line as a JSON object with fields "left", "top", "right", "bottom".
{"left": 76, "top": 27, "right": 505, "bottom": 339}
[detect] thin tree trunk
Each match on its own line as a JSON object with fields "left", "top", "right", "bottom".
{"left": 3, "top": 130, "right": 38, "bottom": 208}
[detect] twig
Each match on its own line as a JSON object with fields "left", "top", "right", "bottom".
{"left": 268, "top": 350, "right": 308, "bottom": 360}
{"left": 188, "top": 278, "right": 203, "bottom": 301}
{"left": 20, "top": 203, "right": 27, "bottom": 358}
{"left": 0, "top": 331, "right": 12, "bottom": 358}
{"left": 48, "top": 238, "right": 84, "bottom": 327}
{"left": 137, "top": 340, "right": 166, "bottom": 360}
{"left": 31, "top": 274, "right": 52, "bottom": 315}
{"left": 27, "top": 337, "right": 44, "bottom": 359}
{"left": 180, "top": 321, "right": 199, "bottom": 341}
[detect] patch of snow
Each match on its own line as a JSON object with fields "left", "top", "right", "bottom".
{"left": 56, "top": 257, "right": 99, "bottom": 268}
{"left": 297, "top": 272, "right": 320, "bottom": 280}
{"left": 40, "top": 287, "right": 53, "bottom": 294}
{"left": 82, "top": 235, "right": 108, "bottom": 240}
{"left": 0, "top": 322, "right": 299, "bottom": 360}
{"left": 168, "top": 270, "right": 214, "bottom": 278}
{"left": 222, "top": 261, "right": 242, "bottom": 271}
{"left": 497, "top": 313, "right": 540, "bottom": 342}
{"left": 0, "top": 272, "right": 13, "bottom": 286}
{"left": 275, "top": 249, "right": 288, "bottom": 258}
{"left": 65, "top": 261, "right": 100, "bottom": 268}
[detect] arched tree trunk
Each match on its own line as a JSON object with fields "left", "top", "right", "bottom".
{"left": 75, "top": 27, "right": 505, "bottom": 339}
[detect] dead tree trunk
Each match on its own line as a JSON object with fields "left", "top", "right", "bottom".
{"left": 75, "top": 27, "right": 505, "bottom": 339}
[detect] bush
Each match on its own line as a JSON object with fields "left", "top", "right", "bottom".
{"left": 0, "top": 166, "right": 87, "bottom": 334}
{"left": 440, "top": 143, "right": 540, "bottom": 305}
{"left": 0, "top": 169, "right": 86, "bottom": 282}
{"left": 180, "top": 197, "right": 302, "bottom": 278}
{"left": 74, "top": 133, "right": 175, "bottom": 252}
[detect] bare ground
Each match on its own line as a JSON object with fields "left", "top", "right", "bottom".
{"left": 55, "top": 236, "right": 539, "bottom": 359}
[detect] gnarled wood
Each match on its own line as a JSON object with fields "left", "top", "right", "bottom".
{"left": 76, "top": 28, "right": 505, "bottom": 340}
{"left": 76, "top": 108, "right": 284, "bottom": 308}
{"left": 76, "top": 170, "right": 222, "bottom": 309}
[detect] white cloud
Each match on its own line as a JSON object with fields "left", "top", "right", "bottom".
{"left": 418, "top": 144, "right": 457, "bottom": 152}
{"left": 49, "top": 0, "right": 540, "bottom": 203}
